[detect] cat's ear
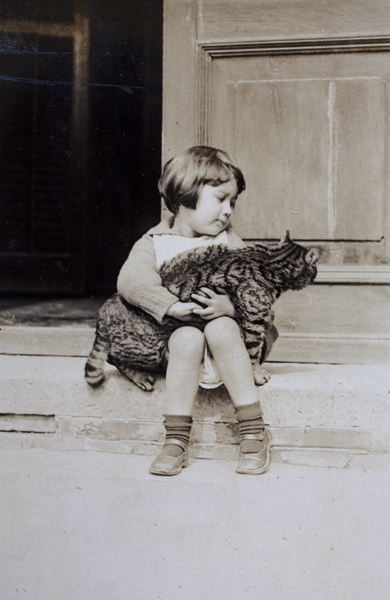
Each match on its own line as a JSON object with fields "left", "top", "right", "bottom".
{"left": 280, "top": 230, "right": 291, "bottom": 244}
{"left": 305, "top": 248, "right": 320, "bottom": 265}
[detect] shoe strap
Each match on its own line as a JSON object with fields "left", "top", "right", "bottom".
{"left": 165, "top": 438, "right": 188, "bottom": 452}
{"left": 240, "top": 432, "right": 265, "bottom": 441}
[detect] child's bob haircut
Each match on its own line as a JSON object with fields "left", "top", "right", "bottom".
{"left": 158, "top": 146, "right": 246, "bottom": 215}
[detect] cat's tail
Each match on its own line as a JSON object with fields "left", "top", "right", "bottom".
{"left": 84, "top": 332, "right": 109, "bottom": 387}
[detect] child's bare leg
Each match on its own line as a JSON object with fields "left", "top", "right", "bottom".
{"left": 204, "top": 317, "right": 257, "bottom": 406}
{"left": 204, "top": 317, "right": 270, "bottom": 475}
{"left": 149, "top": 326, "right": 204, "bottom": 476}
{"left": 165, "top": 326, "right": 204, "bottom": 415}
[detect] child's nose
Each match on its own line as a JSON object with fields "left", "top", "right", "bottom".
{"left": 222, "top": 200, "right": 232, "bottom": 216}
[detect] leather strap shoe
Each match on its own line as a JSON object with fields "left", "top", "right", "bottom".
{"left": 236, "top": 428, "right": 271, "bottom": 475}
{"left": 149, "top": 439, "right": 188, "bottom": 476}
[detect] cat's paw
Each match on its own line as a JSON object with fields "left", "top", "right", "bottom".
{"left": 131, "top": 371, "right": 155, "bottom": 391}
{"left": 253, "top": 367, "right": 271, "bottom": 386}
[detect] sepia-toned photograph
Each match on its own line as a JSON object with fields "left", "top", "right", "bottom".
{"left": 1, "top": 1, "right": 389, "bottom": 599}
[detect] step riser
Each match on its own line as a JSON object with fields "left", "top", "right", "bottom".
{"left": 0, "top": 432, "right": 388, "bottom": 471}
{"left": 56, "top": 419, "right": 390, "bottom": 452}
{"left": 1, "top": 364, "right": 388, "bottom": 429}
{"left": 0, "top": 419, "right": 387, "bottom": 453}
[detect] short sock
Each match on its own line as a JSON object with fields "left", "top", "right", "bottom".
{"left": 161, "top": 414, "right": 192, "bottom": 456}
{"left": 235, "top": 401, "right": 265, "bottom": 454}
{"left": 234, "top": 401, "right": 263, "bottom": 423}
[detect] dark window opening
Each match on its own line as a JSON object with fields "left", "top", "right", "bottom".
{"left": 0, "top": 0, "right": 162, "bottom": 298}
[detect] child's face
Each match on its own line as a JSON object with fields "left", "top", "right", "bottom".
{"left": 184, "top": 178, "right": 238, "bottom": 237}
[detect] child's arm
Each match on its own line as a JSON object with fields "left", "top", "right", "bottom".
{"left": 117, "top": 235, "right": 199, "bottom": 323}
{"left": 117, "top": 236, "right": 179, "bottom": 323}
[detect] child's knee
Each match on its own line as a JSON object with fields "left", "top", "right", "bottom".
{"left": 169, "top": 326, "right": 205, "bottom": 357}
{"left": 204, "top": 316, "right": 240, "bottom": 346}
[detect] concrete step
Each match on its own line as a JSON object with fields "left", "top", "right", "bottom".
{"left": 0, "top": 355, "right": 389, "bottom": 468}
{"left": 2, "top": 288, "right": 390, "bottom": 364}
{"left": 1, "top": 323, "right": 390, "bottom": 364}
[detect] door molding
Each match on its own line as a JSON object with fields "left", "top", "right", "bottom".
{"left": 316, "top": 265, "right": 390, "bottom": 284}
{"left": 197, "top": 35, "right": 390, "bottom": 142}
{"left": 198, "top": 35, "right": 390, "bottom": 59}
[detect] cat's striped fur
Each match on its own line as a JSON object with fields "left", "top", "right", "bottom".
{"left": 85, "top": 231, "right": 319, "bottom": 390}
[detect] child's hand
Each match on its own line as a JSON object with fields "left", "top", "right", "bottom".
{"left": 191, "top": 288, "right": 235, "bottom": 320}
{"left": 166, "top": 301, "right": 202, "bottom": 321}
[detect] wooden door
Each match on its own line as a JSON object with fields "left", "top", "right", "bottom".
{"left": 163, "top": 0, "right": 390, "bottom": 364}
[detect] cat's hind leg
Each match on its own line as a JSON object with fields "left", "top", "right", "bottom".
{"left": 85, "top": 333, "right": 109, "bottom": 387}
{"left": 108, "top": 334, "right": 169, "bottom": 391}
{"left": 253, "top": 324, "right": 279, "bottom": 384}
{"left": 253, "top": 364, "right": 271, "bottom": 386}
{"left": 240, "top": 327, "right": 271, "bottom": 386}
{"left": 114, "top": 361, "right": 156, "bottom": 392}
{"left": 248, "top": 335, "right": 271, "bottom": 386}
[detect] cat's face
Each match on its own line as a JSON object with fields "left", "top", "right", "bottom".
{"left": 270, "top": 231, "right": 320, "bottom": 290}
{"left": 280, "top": 232, "right": 320, "bottom": 289}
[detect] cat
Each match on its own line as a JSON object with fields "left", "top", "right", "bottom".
{"left": 85, "top": 231, "right": 319, "bottom": 391}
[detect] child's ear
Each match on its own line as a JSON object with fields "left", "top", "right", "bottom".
{"left": 280, "top": 230, "right": 291, "bottom": 244}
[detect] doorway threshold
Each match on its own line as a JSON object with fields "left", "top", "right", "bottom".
{"left": 0, "top": 296, "right": 105, "bottom": 328}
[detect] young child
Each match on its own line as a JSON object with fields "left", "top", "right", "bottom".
{"left": 117, "top": 146, "right": 275, "bottom": 476}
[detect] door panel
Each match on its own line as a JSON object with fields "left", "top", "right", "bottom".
{"left": 198, "top": 0, "right": 390, "bottom": 41}
{"left": 333, "top": 78, "right": 385, "bottom": 240}
{"left": 232, "top": 79, "right": 331, "bottom": 239}
{"left": 205, "top": 50, "right": 390, "bottom": 273}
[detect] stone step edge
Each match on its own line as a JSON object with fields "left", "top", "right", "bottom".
{"left": 57, "top": 418, "right": 390, "bottom": 453}
{"left": 1, "top": 412, "right": 389, "bottom": 451}
{"left": 0, "top": 421, "right": 388, "bottom": 453}
{"left": 1, "top": 325, "right": 390, "bottom": 363}
{"left": 0, "top": 431, "right": 388, "bottom": 471}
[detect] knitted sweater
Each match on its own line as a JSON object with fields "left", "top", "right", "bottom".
{"left": 117, "top": 219, "right": 246, "bottom": 323}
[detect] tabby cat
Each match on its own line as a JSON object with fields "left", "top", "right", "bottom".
{"left": 85, "top": 231, "right": 319, "bottom": 391}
